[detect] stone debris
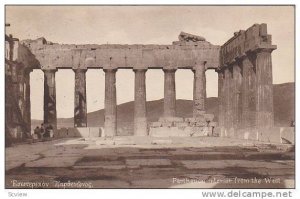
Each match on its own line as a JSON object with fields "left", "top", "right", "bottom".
{"left": 178, "top": 31, "right": 206, "bottom": 42}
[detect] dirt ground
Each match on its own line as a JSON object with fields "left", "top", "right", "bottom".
{"left": 5, "top": 137, "right": 295, "bottom": 188}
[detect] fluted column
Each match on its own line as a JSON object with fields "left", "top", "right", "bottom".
{"left": 232, "top": 63, "right": 242, "bottom": 131}
{"left": 255, "top": 49, "right": 274, "bottom": 128}
{"left": 10, "top": 63, "right": 20, "bottom": 125}
{"left": 23, "top": 69, "right": 32, "bottom": 132}
{"left": 134, "top": 69, "right": 147, "bottom": 136}
{"left": 224, "top": 68, "right": 233, "bottom": 135}
{"left": 74, "top": 69, "right": 87, "bottom": 127}
{"left": 193, "top": 64, "right": 206, "bottom": 118}
{"left": 43, "top": 69, "right": 57, "bottom": 129}
{"left": 217, "top": 69, "right": 225, "bottom": 128}
{"left": 241, "top": 55, "right": 256, "bottom": 129}
{"left": 163, "top": 68, "right": 176, "bottom": 118}
{"left": 104, "top": 69, "right": 117, "bottom": 137}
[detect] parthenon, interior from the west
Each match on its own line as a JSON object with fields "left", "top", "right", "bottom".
{"left": 5, "top": 23, "right": 280, "bottom": 142}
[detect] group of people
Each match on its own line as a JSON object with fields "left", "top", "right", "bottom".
{"left": 33, "top": 124, "right": 54, "bottom": 139}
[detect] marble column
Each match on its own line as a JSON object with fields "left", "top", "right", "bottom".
{"left": 224, "top": 68, "right": 233, "bottom": 134}
{"left": 232, "top": 63, "right": 242, "bottom": 131}
{"left": 193, "top": 64, "right": 206, "bottom": 118}
{"left": 23, "top": 69, "right": 32, "bottom": 132}
{"left": 133, "top": 69, "right": 147, "bottom": 136}
{"left": 241, "top": 55, "right": 257, "bottom": 129}
{"left": 104, "top": 69, "right": 117, "bottom": 137}
{"left": 10, "top": 63, "right": 20, "bottom": 125}
{"left": 217, "top": 69, "right": 225, "bottom": 128}
{"left": 163, "top": 68, "right": 176, "bottom": 118}
{"left": 43, "top": 69, "right": 57, "bottom": 129}
{"left": 255, "top": 49, "right": 274, "bottom": 128}
{"left": 74, "top": 69, "right": 87, "bottom": 127}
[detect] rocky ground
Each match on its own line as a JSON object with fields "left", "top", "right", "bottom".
{"left": 5, "top": 137, "right": 294, "bottom": 188}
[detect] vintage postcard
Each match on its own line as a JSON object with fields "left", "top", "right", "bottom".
{"left": 4, "top": 5, "right": 295, "bottom": 192}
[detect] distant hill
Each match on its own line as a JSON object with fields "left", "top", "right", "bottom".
{"left": 32, "top": 82, "right": 295, "bottom": 134}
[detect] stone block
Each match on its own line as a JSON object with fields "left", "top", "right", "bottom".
{"left": 161, "top": 121, "right": 173, "bottom": 127}
{"left": 159, "top": 117, "right": 184, "bottom": 123}
{"left": 184, "top": 117, "right": 196, "bottom": 122}
{"left": 25, "top": 156, "right": 80, "bottom": 168}
{"left": 239, "top": 128, "right": 258, "bottom": 140}
{"left": 89, "top": 127, "right": 101, "bottom": 137}
{"left": 125, "top": 158, "right": 172, "bottom": 166}
{"left": 175, "top": 122, "right": 188, "bottom": 128}
{"left": 96, "top": 139, "right": 115, "bottom": 145}
{"left": 190, "top": 127, "right": 207, "bottom": 137}
{"left": 256, "top": 127, "right": 295, "bottom": 144}
{"left": 114, "top": 139, "right": 136, "bottom": 145}
{"left": 149, "top": 126, "right": 192, "bottom": 137}
{"left": 151, "top": 139, "right": 173, "bottom": 145}
{"left": 204, "top": 114, "right": 214, "bottom": 122}
{"left": 75, "top": 127, "right": 90, "bottom": 137}
{"left": 258, "top": 127, "right": 280, "bottom": 143}
{"left": 194, "top": 121, "right": 207, "bottom": 127}
{"left": 280, "top": 127, "right": 295, "bottom": 144}
{"left": 151, "top": 122, "right": 162, "bottom": 128}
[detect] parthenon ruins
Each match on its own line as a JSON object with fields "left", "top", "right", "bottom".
{"left": 5, "top": 23, "right": 278, "bottom": 142}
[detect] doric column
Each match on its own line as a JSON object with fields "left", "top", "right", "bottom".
{"left": 133, "top": 69, "right": 147, "bottom": 136}
{"left": 232, "top": 63, "right": 242, "bottom": 131}
{"left": 43, "top": 69, "right": 57, "bottom": 129}
{"left": 74, "top": 69, "right": 87, "bottom": 127}
{"left": 10, "top": 63, "right": 21, "bottom": 125}
{"left": 255, "top": 49, "right": 274, "bottom": 128}
{"left": 241, "top": 55, "right": 256, "bottom": 129}
{"left": 224, "top": 68, "right": 233, "bottom": 133}
{"left": 193, "top": 63, "right": 206, "bottom": 118}
{"left": 17, "top": 69, "right": 25, "bottom": 117}
{"left": 104, "top": 69, "right": 117, "bottom": 137}
{"left": 216, "top": 69, "right": 225, "bottom": 128}
{"left": 23, "top": 69, "right": 32, "bottom": 132}
{"left": 163, "top": 68, "right": 176, "bottom": 118}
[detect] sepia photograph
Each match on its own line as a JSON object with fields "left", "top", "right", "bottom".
{"left": 3, "top": 4, "right": 295, "bottom": 193}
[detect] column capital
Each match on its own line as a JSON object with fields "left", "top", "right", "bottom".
{"left": 253, "top": 46, "right": 276, "bottom": 54}
{"left": 133, "top": 68, "right": 147, "bottom": 73}
{"left": 192, "top": 61, "right": 206, "bottom": 71}
{"left": 163, "top": 68, "right": 177, "bottom": 73}
{"left": 103, "top": 68, "right": 118, "bottom": 73}
{"left": 24, "top": 68, "right": 33, "bottom": 75}
{"left": 42, "top": 69, "right": 57, "bottom": 73}
{"left": 73, "top": 68, "right": 87, "bottom": 73}
{"left": 215, "top": 67, "right": 224, "bottom": 74}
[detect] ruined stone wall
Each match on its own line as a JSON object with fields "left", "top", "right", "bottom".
{"left": 5, "top": 35, "right": 40, "bottom": 144}
{"left": 217, "top": 23, "right": 277, "bottom": 140}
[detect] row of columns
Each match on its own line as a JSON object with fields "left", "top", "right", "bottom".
{"left": 217, "top": 48, "right": 274, "bottom": 136}
{"left": 42, "top": 63, "right": 207, "bottom": 136}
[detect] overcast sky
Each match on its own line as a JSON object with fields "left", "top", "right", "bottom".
{"left": 6, "top": 6, "right": 294, "bottom": 119}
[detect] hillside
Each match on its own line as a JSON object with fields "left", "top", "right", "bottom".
{"left": 32, "top": 82, "right": 295, "bottom": 134}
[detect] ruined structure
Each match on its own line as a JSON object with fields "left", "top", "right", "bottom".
{"left": 5, "top": 35, "right": 39, "bottom": 143}
{"left": 5, "top": 23, "right": 279, "bottom": 142}
{"left": 217, "top": 23, "right": 277, "bottom": 140}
